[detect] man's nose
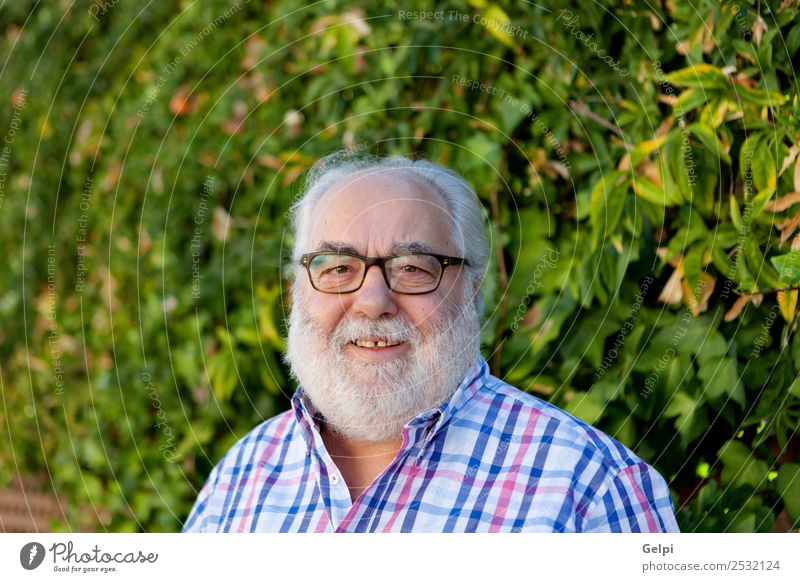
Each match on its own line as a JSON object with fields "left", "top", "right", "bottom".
{"left": 351, "top": 265, "right": 398, "bottom": 319}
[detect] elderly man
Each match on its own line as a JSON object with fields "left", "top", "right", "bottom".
{"left": 183, "top": 153, "right": 679, "bottom": 533}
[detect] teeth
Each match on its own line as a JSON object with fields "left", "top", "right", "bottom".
{"left": 353, "top": 339, "right": 401, "bottom": 348}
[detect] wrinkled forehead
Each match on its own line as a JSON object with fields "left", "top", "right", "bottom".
{"left": 305, "top": 169, "right": 460, "bottom": 256}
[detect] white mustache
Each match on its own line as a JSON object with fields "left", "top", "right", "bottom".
{"left": 331, "top": 316, "right": 421, "bottom": 347}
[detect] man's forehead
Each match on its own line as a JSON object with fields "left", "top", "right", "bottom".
{"left": 318, "top": 169, "right": 447, "bottom": 212}
{"left": 305, "top": 171, "right": 457, "bottom": 254}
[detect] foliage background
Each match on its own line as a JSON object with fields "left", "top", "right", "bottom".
{"left": 1, "top": 0, "right": 798, "bottom": 532}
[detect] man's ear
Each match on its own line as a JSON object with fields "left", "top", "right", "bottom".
{"left": 469, "top": 277, "right": 480, "bottom": 300}
{"left": 468, "top": 276, "right": 484, "bottom": 314}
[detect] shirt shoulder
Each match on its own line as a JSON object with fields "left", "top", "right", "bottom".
{"left": 466, "top": 374, "right": 678, "bottom": 531}
{"left": 182, "top": 409, "right": 299, "bottom": 532}
{"left": 478, "top": 372, "right": 645, "bottom": 472}
{"left": 217, "top": 409, "right": 299, "bottom": 469}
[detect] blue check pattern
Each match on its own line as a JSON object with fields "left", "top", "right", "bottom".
{"left": 183, "top": 356, "right": 679, "bottom": 532}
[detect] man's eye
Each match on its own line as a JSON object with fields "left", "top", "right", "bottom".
{"left": 323, "top": 265, "right": 352, "bottom": 275}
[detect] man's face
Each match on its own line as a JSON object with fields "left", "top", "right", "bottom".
{"left": 286, "top": 169, "right": 480, "bottom": 442}
{"left": 301, "top": 170, "right": 468, "bottom": 358}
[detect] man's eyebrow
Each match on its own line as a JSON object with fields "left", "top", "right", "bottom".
{"left": 313, "top": 241, "right": 435, "bottom": 255}
{"left": 390, "top": 241, "right": 433, "bottom": 255}
{"left": 315, "top": 241, "right": 360, "bottom": 254}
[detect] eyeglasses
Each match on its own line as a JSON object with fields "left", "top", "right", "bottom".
{"left": 300, "top": 251, "right": 470, "bottom": 295}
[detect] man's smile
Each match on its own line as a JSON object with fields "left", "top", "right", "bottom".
{"left": 346, "top": 339, "right": 409, "bottom": 363}
{"left": 351, "top": 338, "right": 403, "bottom": 348}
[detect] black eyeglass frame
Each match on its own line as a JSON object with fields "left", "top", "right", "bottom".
{"left": 299, "top": 251, "right": 470, "bottom": 295}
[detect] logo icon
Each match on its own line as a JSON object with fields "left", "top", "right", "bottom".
{"left": 20, "top": 542, "right": 46, "bottom": 570}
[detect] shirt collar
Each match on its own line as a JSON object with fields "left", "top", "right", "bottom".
{"left": 407, "top": 355, "right": 489, "bottom": 448}
{"left": 290, "top": 355, "right": 490, "bottom": 453}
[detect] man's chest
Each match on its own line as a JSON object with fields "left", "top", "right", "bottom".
{"left": 216, "top": 448, "right": 585, "bottom": 533}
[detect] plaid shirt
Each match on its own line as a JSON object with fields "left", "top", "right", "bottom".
{"left": 183, "top": 356, "right": 679, "bottom": 532}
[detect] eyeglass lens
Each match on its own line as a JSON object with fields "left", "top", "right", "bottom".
{"left": 308, "top": 253, "right": 442, "bottom": 293}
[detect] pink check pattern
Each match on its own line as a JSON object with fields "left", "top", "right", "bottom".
{"left": 183, "top": 357, "right": 679, "bottom": 532}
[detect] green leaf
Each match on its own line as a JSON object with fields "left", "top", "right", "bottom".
{"left": 675, "top": 87, "right": 713, "bottom": 112}
{"left": 753, "top": 147, "right": 777, "bottom": 193}
{"left": 788, "top": 23, "right": 800, "bottom": 55}
{"left": 477, "top": 4, "right": 515, "bottom": 47}
{"left": 776, "top": 463, "right": 800, "bottom": 523}
{"left": 717, "top": 440, "right": 770, "bottom": 489}
{"left": 687, "top": 123, "right": 731, "bottom": 165}
{"left": 695, "top": 332, "right": 728, "bottom": 366}
{"left": 698, "top": 357, "right": 744, "bottom": 405}
{"left": 730, "top": 195, "right": 743, "bottom": 230}
{"left": 736, "top": 248, "right": 758, "bottom": 292}
{"left": 733, "top": 84, "right": 787, "bottom": 107}
{"left": 788, "top": 377, "right": 800, "bottom": 398}
{"left": 667, "top": 134, "right": 693, "bottom": 203}
{"left": 770, "top": 252, "right": 800, "bottom": 286}
{"left": 627, "top": 137, "right": 666, "bottom": 168}
{"left": 740, "top": 134, "right": 777, "bottom": 193}
{"left": 711, "top": 243, "right": 733, "bottom": 276}
{"left": 462, "top": 134, "right": 501, "bottom": 172}
{"left": 728, "top": 512, "right": 757, "bottom": 532}
{"left": 750, "top": 186, "right": 775, "bottom": 220}
{"left": 739, "top": 133, "right": 761, "bottom": 189}
{"left": 632, "top": 175, "right": 670, "bottom": 206}
{"left": 683, "top": 244, "right": 704, "bottom": 297}
{"left": 665, "top": 64, "right": 730, "bottom": 89}
{"left": 744, "top": 234, "right": 781, "bottom": 289}
{"left": 664, "top": 391, "right": 708, "bottom": 445}
{"left": 565, "top": 388, "right": 607, "bottom": 425}
{"left": 589, "top": 171, "right": 627, "bottom": 252}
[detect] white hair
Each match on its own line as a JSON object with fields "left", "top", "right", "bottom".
{"left": 288, "top": 150, "right": 490, "bottom": 314}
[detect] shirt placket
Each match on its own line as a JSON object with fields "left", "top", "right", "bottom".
{"left": 292, "top": 399, "right": 352, "bottom": 530}
{"left": 311, "top": 429, "right": 357, "bottom": 528}
{"left": 333, "top": 412, "right": 440, "bottom": 532}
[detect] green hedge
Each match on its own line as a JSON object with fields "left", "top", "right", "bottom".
{"left": 0, "top": 0, "right": 798, "bottom": 531}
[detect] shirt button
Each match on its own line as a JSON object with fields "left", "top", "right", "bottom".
{"left": 330, "top": 473, "right": 340, "bottom": 484}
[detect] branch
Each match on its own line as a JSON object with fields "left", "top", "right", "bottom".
{"left": 741, "top": 284, "right": 800, "bottom": 296}
{"left": 569, "top": 99, "right": 625, "bottom": 138}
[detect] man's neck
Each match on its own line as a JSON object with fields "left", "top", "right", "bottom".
{"left": 320, "top": 423, "right": 403, "bottom": 503}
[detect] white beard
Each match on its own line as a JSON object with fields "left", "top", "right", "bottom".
{"left": 285, "top": 288, "right": 480, "bottom": 443}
